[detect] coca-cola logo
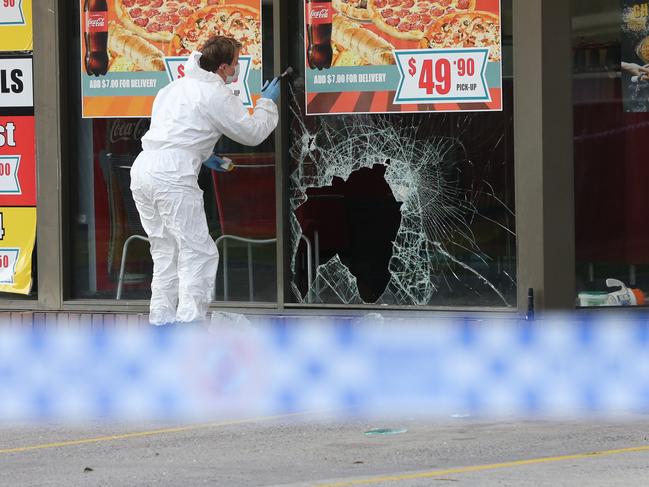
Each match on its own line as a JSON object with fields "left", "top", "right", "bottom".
{"left": 109, "top": 119, "right": 149, "bottom": 144}
{"left": 88, "top": 17, "right": 105, "bottom": 28}
{"left": 86, "top": 12, "right": 108, "bottom": 32}
{"left": 310, "top": 8, "right": 329, "bottom": 18}
{"left": 307, "top": 2, "right": 332, "bottom": 23}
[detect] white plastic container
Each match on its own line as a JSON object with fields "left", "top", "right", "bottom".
{"left": 605, "top": 278, "right": 645, "bottom": 306}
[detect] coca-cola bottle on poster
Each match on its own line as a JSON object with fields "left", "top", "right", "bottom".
{"left": 84, "top": 0, "right": 109, "bottom": 76}
{"left": 306, "top": 0, "right": 333, "bottom": 70}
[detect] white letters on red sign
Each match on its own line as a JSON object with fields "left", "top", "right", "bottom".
{"left": 0, "top": 122, "right": 16, "bottom": 147}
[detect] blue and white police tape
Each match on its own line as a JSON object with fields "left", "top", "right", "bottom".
{"left": 1, "top": 315, "right": 649, "bottom": 421}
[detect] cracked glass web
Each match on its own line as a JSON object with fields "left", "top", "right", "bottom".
{"left": 287, "top": 87, "right": 516, "bottom": 307}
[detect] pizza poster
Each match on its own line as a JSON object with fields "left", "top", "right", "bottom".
{"left": 304, "top": 0, "right": 502, "bottom": 115}
{"left": 622, "top": 1, "right": 649, "bottom": 112}
{"left": 0, "top": 0, "right": 33, "bottom": 51}
{"left": 80, "top": 0, "right": 263, "bottom": 118}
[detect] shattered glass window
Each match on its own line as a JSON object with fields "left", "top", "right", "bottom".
{"left": 286, "top": 0, "right": 515, "bottom": 308}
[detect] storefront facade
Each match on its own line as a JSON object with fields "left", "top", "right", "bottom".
{"left": 0, "top": 0, "right": 597, "bottom": 316}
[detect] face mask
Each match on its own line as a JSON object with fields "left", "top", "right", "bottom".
{"left": 225, "top": 63, "right": 240, "bottom": 84}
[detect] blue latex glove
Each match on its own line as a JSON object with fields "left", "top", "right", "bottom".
{"left": 260, "top": 77, "right": 280, "bottom": 102}
{"left": 202, "top": 154, "right": 234, "bottom": 172}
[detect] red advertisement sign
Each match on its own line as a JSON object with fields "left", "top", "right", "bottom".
{"left": 0, "top": 116, "right": 36, "bottom": 207}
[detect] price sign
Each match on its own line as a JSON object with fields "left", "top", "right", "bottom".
{"left": 0, "top": 0, "right": 25, "bottom": 25}
{"left": 0, "top": 248, "right": 19, "bottom": 284}
{"left": 164, "top": 57, "right": 188, "bottom": 81}
{"left": 164, "top": 55, "right": 253, "bottom": 107}
{"left": 394, "top": 48, "right": 490, "bottom": 104}
{"left": 0, "top": 156, "right": 20, "bottom": 194}
{"left": 0, "top": 207, "right": 35, "bottom": 294}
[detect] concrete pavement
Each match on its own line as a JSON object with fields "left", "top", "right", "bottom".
{"left": 1, "top": 414, "right": 649, "bottom": 486}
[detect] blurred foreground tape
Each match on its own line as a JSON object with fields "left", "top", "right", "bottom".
{"left": 1, "top": 316, "right": 649, "bottom": 421}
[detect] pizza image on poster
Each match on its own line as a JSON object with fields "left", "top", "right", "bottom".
{"left": 304, "top": 0, "right": 502, "bottom": 115}
{"left": 167, "top": 4, "right": 261, "bottom": 65}
{"left": 81, "top": 0, "right": 263, "bottom": 118}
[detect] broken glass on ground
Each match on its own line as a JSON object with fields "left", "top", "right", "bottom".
{"left": 364, "top": 428, "right": 408, "bottom": 436}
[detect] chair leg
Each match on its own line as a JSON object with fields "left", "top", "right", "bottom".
{"left": 247, "top": 243, "right": 254, "bottom": 301}
{"left": 314, "top": 230, "right": 320, "bottom": 296}
{"left": 116, "top": 235, "right": 149, "bottom": 300}
{"left": 299, "top": 235, "right": 313, "bottom": 304}
{"left": 117, "top": 240, "right": 130, "bottom": 300}
{"left": 223, "top": 240, "right": 229, "bottom": 301}
{"left": 215, "top": 236, "right": 275, "bottom": 302}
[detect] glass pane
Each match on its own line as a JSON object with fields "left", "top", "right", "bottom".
{"left": 212, "top": 0, "right": 277, "bottom": 303}
{"left": 572, "top": 0, "right": 649, "bottom": 306}
{"left": 67, "top": 1, "right": 276, "bottom": 303}
{"left": 286, "top": 0, "right": 516, "bottom": 307}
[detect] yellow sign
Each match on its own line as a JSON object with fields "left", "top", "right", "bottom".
{"left": 0, "top": 0, "right": 32, "bottom": 52}
{"left": 0, "top": 207, "right": 35, "bottom": 294}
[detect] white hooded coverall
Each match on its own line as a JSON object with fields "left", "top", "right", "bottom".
{"left": 130, "top": 51, "right": 279, "bottom": 324}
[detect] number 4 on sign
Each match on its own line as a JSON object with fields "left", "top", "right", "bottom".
{"left": 0, "top": 212, "right": 5, "bottom": 241}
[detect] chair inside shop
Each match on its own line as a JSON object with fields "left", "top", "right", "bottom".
{"left": 211, "top": 152, "right": 278, "bottom": 301}
{"left": 99, "top": 152, "right": 151, "bottom": 299}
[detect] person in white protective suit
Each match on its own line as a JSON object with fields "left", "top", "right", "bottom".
{"left": 130, "top": 36, "right": 280, "bottom": 325}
